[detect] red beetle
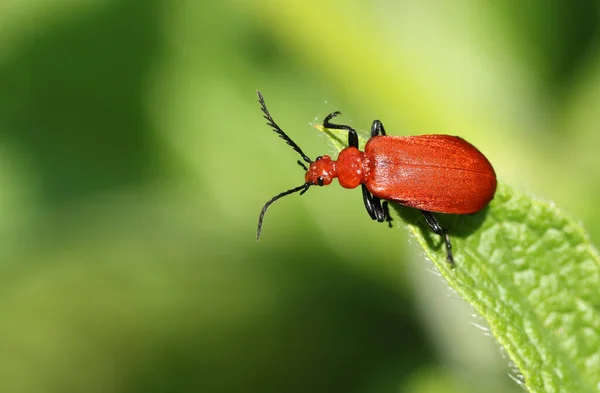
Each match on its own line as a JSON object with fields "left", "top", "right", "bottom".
{"left": 256, "top": 91, "right": 497, "bottom": 265}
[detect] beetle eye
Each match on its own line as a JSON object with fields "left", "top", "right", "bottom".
{"left": 315, "top": 156, "right": 322, "bottom": 161}
{"left": 317, "top": 177, "right": 324, "bottom": 186}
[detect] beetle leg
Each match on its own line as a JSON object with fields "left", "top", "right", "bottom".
{"left": 370, "top": 120, "right": 387, "bottom": 137}
{"left": 362, "top": 186, "right": 393, "bottom": 227}
{"left": 323, "top": 112, "right": 358, "bottom": 148}
{"left": 371, "top": 196, "right": 387, "bottom": 223}
{"left": 420, "top": 210, "right": 455, "bottom": 267}
{"left": 382, "top": 201, "right": 393, "bottom": 227}
{"left": 361, "top": 184, "right": 377, "bottom": 220}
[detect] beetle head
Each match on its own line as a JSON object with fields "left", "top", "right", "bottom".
{"left": 305, "top": 155, "right": 336, "bottom": 186}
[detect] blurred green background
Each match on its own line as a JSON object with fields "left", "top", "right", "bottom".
{"left": 0, "top": 0, "right": 599, "bottom": 392}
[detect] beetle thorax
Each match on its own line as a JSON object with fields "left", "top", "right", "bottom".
{"left": 336, "top": 147, "right": 364, "bottom": 189}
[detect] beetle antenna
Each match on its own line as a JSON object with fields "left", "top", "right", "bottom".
{"left": 296, "top": 160, "right": 308, "bottom": 171}
{"left": 257, "top": 90, "right": 313, "bottom": 165}
{"left": 257, "top": 182, "right": 312, "bottom": 240}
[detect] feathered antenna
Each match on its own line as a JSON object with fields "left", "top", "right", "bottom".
{"left": 257, "top": 90, "right": 312, "bottom": 165}
{"left": 256, "top": 182, "right": 312, "bottom": 240}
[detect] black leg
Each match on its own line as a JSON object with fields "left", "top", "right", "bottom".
{"left": 371, "top": 196, "right": 386, "bottom": 223}
{"left": 362, "top": 185, "right": 393, "bottom": 227}
{"left": 371, "top": 120, "right": 387, "bottom": 137}
{"left": 382, "top": 201, "right": 393, "bottom": 227}
{"left": 361, "top": 184, "right": 377, "bottom": 220}
{"left": 421, "top": 210, "right": 454, "bottom": 267}
{"left": 324, "top": 112, "right": 358, "bottom": 148}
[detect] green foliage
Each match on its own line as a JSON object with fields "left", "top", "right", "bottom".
{"left": 411, "top": 184, "right": 600, "bottom": 393}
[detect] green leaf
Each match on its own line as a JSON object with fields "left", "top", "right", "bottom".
{"left": 320, "top": 124, "right": 600, "bottom": 393}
